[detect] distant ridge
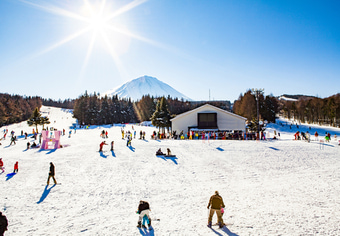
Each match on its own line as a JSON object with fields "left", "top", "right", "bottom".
{"left": 103, "top": 75, "right": 192, "bottom": 101}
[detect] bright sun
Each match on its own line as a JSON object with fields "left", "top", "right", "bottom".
{"left": 26, "top": 0, "right": 154, "bottom": 76}
{"left": 89, "top": 14, "right": 107, "bottom": 32}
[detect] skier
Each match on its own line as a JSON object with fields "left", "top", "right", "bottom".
{"left": 207, "top": 191, "right": 225, "bottom": 228}
{"left": 9, "top": 136, "right": 16, "bottom": 145}
{"left": 13, "top": 162, "right": 18, "bottom": 173}
{"left": 99, "top": 141, "right": 107, "bottom": 152}
{"left": 127, "top": 136, "right": 132, "bottom": 147}
{"left": 47, "top": 162, "right": 57, "bottom": 185}
{"left": 0, "top": 212, "right": 8, "bottom": 236}
{"left": 27, "top": 142, "right": 30, "bottom": 149}
{"left": 136, "top": 200, "right": 152, "bottom": 229}
{"left": 110, "top": 141, "right": 114, "bottom": 151}
{"left": 0, "top": 158, "right": 4, "bottom": 173}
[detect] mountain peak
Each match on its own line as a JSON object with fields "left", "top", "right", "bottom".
{"left": 103, "top": 76, "right": 192, "bottom": 101}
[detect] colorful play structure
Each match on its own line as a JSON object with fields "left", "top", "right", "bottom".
{"left": 40, "top": 130, "right": 61, "bottom": 150}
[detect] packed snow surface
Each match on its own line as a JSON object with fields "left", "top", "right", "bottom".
{"left": 103, "top": 75, "right": 192, "bottom": 101}
{"left": 1, "top": 106, "right": 340, "bottom": 235}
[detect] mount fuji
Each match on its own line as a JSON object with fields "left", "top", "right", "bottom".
{"left": 103, "top": 76, "right": 192, "bottom": 101}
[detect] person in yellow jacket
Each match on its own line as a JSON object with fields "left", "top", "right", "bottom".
{"left": 207, "top": 191, "right": 225, "bottom": 228}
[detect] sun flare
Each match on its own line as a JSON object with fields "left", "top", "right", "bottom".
{"left": 23, "top": 0, "right": 153, "bottom": 77}
{"left": 89, "top": 14, "right": 107, "bottom": 32}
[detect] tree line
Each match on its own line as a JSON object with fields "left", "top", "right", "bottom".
{"left": 0, "top": 93, "right": 42, "bottom": 127}
{"left": 72, "top": 93, "right": 232, "bottom": 125}
{"left": 233, "top": 90, "right": 340, "bottom": 128}
{"left": 233, "top": 90, "right": 279, "bottom": 124}
{"left": 42, "top": 98, "right": 75, "bottom": 109}
{"left": 279, "top": 94, "right": 340, "bottom": 127}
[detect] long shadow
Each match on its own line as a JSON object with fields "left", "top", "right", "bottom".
{"left": 111, "top": 150, "right": 116, "bottom": 157}
{"left": 100, "top": 152, "right": 108, "bottom": 158}
{"left": 312, "top": 142, "right": 334, "bottom": 147}
{"left": 46, "top": 149, "right": 57, "bottom": 154}
{"left": 156, "top": 155, "right": 178, "bottom": 165}
{"left": 269, "top": 147, "right": 280, "bottom": 151}
{"left": 138, "top": 228, "right": 155, "bottom": 236}
{"left": 6, "top": 172, "right": 16, "bottom": 181}
{"left": 37, "top": 185, "right": 56, "bottom": 204}
{"left": 128, "top": 146, "right": 135, "bottom": 152}
{"left": 216, "top": 147, "right": 224, "bottom": 151}
{"left": 221, "top": 226, "right": 239, "bottom": 236}
{"left": 37, "top": 148, "right": 57, "bottom": 154}
{"left": 143, "top": 139, "right": 149, "bottom": 142}
{"left": 210, "top": 226, "right": 239, "bottom": 236}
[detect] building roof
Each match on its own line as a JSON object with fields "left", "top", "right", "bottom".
{"left": 170, "top": 104, "right": 247, "bottom": 122}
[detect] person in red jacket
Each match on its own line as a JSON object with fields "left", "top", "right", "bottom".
{"left": 0, "top": 158, "right": 3, "bottom": 172}
{"left": 99, "top": 141, "right": 107, "bottom": 152}
{"left": 13, "top": 161, "right": 18, "bottom": 173}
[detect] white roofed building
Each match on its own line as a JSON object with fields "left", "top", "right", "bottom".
{"left": 171, "top": 104, "right": 247, "bottom": 134}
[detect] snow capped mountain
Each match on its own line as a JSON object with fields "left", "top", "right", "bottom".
{"left": 103, "top": 75, "right": 192, "bottom": 101}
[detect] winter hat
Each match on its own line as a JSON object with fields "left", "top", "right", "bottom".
{"left": 215, "top": 191, "right": 219, "bottom": 195}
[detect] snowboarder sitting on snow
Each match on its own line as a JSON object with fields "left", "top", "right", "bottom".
{"left": 0, "top": 211, "right": 8, "bottom": 236}
{"left": 31, "top": 142, "right": 38, "bottom": 148}
{"left": 13, "top": 162, "right": 18, "bottom": 173}
{"left": 156, "top": 148, "right": 164, "bottom": 155}
{"left": 207, "top": 191, "right": 225, "bottom": 228}
{"left": 136, "top": 200, "right": 152, "bottom": 229}
{"left": 47, "top": 162, "right": 57, "bottom": 185}
{"left": 99, "top": 141, "right": 107, "bottom": 152}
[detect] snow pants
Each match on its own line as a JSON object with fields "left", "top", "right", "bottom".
{"left": 138, "top": 209, "right": 150, "bottom": 225}
{"left": 208, "top": 209, "right": 223, "bottom": 224}
{"left": 47, "top": 175, "right": 57, "bottom": 185}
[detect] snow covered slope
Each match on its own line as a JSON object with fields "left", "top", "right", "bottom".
{"left": 103, "top": 75, "right": 192, "bottom": 101}
{"left": 1, "top": 106, "right": 340, "bottom": 235}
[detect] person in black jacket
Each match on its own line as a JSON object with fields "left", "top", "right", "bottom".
{"left": 136, "top": 200, "right": 151, "bottom": 229}
{"left": 0, "top": 212, "right": 8, "bottom": 236}
{"left": 47, "top": 162, "right": 57, "bottom": 185}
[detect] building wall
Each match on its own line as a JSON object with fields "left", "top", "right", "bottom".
{"left": 171, "top": 106, "right": 246, "bottom": 133}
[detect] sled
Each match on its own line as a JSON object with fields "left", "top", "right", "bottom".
{"left": 164, "top": 155, "right": 176, "bottom": 157}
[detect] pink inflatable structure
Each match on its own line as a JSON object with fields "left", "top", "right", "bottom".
{"left": 40, "top": 130, "right": 61, "bottom": 150}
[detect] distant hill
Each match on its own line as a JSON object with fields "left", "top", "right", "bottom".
{"left": 102, "top": 75, "right": 192, "bottom": 101}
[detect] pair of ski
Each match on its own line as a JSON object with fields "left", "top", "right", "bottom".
{"left": 208, "top": 222, "right": 233, "bottom": 228}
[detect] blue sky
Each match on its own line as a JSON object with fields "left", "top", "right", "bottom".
{"left": 0, "top": 0, "right": 339, "bottom": 102}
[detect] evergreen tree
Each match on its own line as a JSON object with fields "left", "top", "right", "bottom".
{"left": 27, "top": 107, "right": 49, "bottom": 133}
{"left": 151, "top": 97, "right": 171, "bottom": 132}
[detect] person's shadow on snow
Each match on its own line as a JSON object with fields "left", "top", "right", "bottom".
{"left": 37, "top": 185, "right": 56, "bottom": 204}
{"left": 138, "top": 228, "right": 155, "bottom": 236}
{"left": 111, "top": 150, "right": 116, "bottom": 157}
{"left": 100, "top": 152, "right": 108, "bottom": 158}
{"left": 210, "top": 226, "right": 239, "bottom": 236}
{"left": 128, "top": 146, "right": 135, "bottom": 152}
{"left": 6, "top": 172, "right": 16, "bottom": 181}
